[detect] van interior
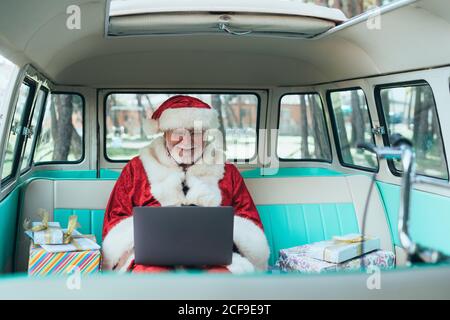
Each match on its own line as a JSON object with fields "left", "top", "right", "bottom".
{"left": 0, "top": 0, "right": 450, "bottom": 299}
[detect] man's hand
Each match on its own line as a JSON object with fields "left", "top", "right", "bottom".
{"left": 113, "top": 248, "right": 135, "bottom": 272}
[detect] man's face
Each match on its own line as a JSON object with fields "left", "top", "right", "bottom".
{"left": 165, "top": 128, "right": 206, "bottom": 165}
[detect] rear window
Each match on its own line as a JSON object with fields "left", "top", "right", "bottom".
{"left": 377, "top": 83, "right": 448, "bottom": 179}
{"left": 105, "top": 93, "right": 259, "bottom": 161}
{"left": 328, "top": 88, "right": 378, "bottom": 170}
{"left": 33, "top": 93, "right": 84, "bottom": 164}
{"left": 277, "top": 93, "right": 331, "bottom": 161}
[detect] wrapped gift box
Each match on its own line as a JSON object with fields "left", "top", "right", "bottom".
{"left": 31, "top": 222, "right": 64, "bottom": 245}
{"left": 304, "top": 234, "right": 381, "bottom": 263}
{"left": 276, "top": 244, "right": 395, "bottom": 273}
{"left": 28, "top": 241, "right": 101, "bottom": 276}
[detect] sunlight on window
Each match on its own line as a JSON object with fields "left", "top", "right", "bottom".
{"left": 301, "top": 0, "right": 401, "bottom": 18}
{"left": 0, "top": 54, "right": 18, "bottom": 141}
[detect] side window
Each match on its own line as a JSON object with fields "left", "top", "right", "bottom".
{"left": 277, "top": 93, "right": 331, "bottom": 161}
{"left": 378, "top": 83, "right": 448, "bottom": 179}
{"left": 33, "top": 93, "right": 84, "bottom": 163}
{"left": 1, "top": 82, "right": 33, "bottom": 181}
{"left": 328, "top": 89, "right": 378, "bottom": 170}
{"left": 105, "top": 93, "right": 259, "bottom": 161}
{"left": 0, "top": 55, "right": 18, "bottom": 133}
{"left": 20, "top": 88, "right": 48, "bottom": 172}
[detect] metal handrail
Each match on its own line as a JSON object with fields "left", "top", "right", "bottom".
{"left": 358, "top": 139, "right": 449, "bottom": 265}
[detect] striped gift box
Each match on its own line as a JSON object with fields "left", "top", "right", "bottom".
{"left": 28, "top": 243, "right": 101, "bottom": 276}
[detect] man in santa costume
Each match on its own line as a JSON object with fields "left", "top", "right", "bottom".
{"left": 101, "top": 95, "right": 270, "bottom": 274}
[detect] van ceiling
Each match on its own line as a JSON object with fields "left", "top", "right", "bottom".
{"left": 0, "top": 0, "right": 449, "bottom": 87}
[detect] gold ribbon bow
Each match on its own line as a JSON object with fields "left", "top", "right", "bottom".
{"left": 23, "top": 209, "right": 60, "bottom": 244}
{"left": 323, "top": 236, "right": 368, "bottom": 261}
{"left": 23, "top": 208, "right": 50, "bottom": 232}
{"left": 333, "top": 235, "right": 365, "bottom": 244}
{"left": 24, "top": 210, "right": 81, "bottom": 245}
{"left": 63, "top": 215, "right": 80, "bottom": 244}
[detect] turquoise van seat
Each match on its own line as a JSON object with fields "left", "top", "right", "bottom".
{"left": 258, "top": 204, "right": 359, "bottom": 265}
{"left": 16, "top": 173, "right": 393, "bottom": 272}
{"left": 54, "top": 203, "right": 360, "bottom": 267}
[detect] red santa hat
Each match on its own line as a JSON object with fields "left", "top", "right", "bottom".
{"left": 145, "top": 95, "right": 220, "bottom": 134}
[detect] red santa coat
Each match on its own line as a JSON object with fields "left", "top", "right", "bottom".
{"left": 101, "top": 136, "right": 270, "bottom": 273}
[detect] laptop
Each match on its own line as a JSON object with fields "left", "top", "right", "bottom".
{"left": 133, "top": 206, "right": 234, "bottom": 267}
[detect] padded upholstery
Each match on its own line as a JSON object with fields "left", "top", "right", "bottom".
{"left": 15, "top": 174, "right": 394, "bottom": 271}
{"left": 53, "top": 204, "right": 360, "bottom": 266}
{"left": 258, "top": 203, "right": 359, "bottom": 265}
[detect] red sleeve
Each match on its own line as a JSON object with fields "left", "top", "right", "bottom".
{"left": 229, "top": 164, "right": 263, "bottom": 229}
{"left": 102, "top": 161, "right": 135, "bottom": 239}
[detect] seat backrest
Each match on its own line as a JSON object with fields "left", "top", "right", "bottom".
{"left": 245, "top": 175, "right": 393, "bottom": 264}
{"left": 16, "top": 174, "right": 394, "bottom": 271}
{"left": 15, "top": 179, "right": 115, "bottom": 272}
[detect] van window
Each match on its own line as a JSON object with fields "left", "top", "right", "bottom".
{"left": 1, "top": 82, "right": 33, "bottom": 181}
{"left": 277, "top": 93, "right": 331, "bottom": 161}
{"left": 105, "top": 93, "right": 259, "bottom": 161}
{"left": 0, "top": 55, "right": 18, "bottom": 130}
{"left": 378, "top": 83, "right": 448, "bottom": 179}
{"left": 20, "top": 88, "right": 47, "bottom": 172}
{"left": 328, "top": 89, "right": 378, "bottom": 170}
{"left": 33, "top": 93, "right": 84, "bottom": 164}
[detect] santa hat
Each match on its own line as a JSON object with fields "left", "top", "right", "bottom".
{"left": 145, "top": 95, "right": 220, "bottom": 134}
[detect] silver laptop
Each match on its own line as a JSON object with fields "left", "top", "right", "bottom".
{"left": 133, "top": 206, "right": 234, "bottom": 267}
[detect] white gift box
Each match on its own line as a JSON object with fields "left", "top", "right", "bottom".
{"left": 304, "top": 234, "right": 381, "bottom": 263}
{"left": 40, "top": 230, "right": 100, "bottom": 252}
{"left": 276, "top": 247, "right": 395, "bottom": 273}
{"left": 31, "top": 222, "right": 64, "bottom": 245}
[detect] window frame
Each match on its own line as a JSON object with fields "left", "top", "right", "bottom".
{"left": 103, "top": 91, "right": 262, "bottom": 163}
{"left": 326, "top": 86, "right": 379, "bottom": 173}
{"left": 32, "top": 91, "right": 86, "bottom": 166}
{"left": 19, "top": 86, "right": 49, "bottom": 175}
{"left": 276, "top": 92, "right": 333, "bottom": 163}
{"left": 374, "top": 80, "right": 449, "bottom": 180}
{"left": 1, "top": 78, "right": 37, "bottom": 186}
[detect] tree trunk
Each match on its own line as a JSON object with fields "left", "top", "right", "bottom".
{"left": 52, "top": 94, "right": 74, "bottom": 161}
{"left": 299, "top": 95, "right": 310, "bottom": 158}
{"left": 350, "top": 90, "right": 365, "bottom": 145}
{"left": 335, "top": 103, "right": 353, "bottom": 163}
{"left": 310, "top": 95, "right": 329, "bottom": 159}
{"left": 413, "top": 87, "right": 428, "bottom": 160}
{"left": 136, "top": 94, "right": 145, "bottom": 139}
{"left": 211, "top": 94, "right": 227, "bottom": 151}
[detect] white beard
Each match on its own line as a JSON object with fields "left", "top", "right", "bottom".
{"left": 168, "top": 144, "right": 204, "bottom": 165}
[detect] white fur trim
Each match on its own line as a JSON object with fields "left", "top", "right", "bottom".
{"left": 233, "top": 216, "right": 270, "bottom": 271}
{"left": 158, "top": 108, "right": 220, "bottom": 131}
{"left": 142, "top": 118, "right": 159, "bottom": 135}
{"left": 226, "top": 253, "right": 255, "bottom": 274}
{"left": 139, "top": 136, "right": 225, "bottom": 206}
{"left": 185, "top": 141, "right": 225, "bottom": 206}
{"left": 102, "top": 217, "right": 134, "bottom": 271}
{"left": 139, "top": 137, "right": 186, "bottom": 206}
